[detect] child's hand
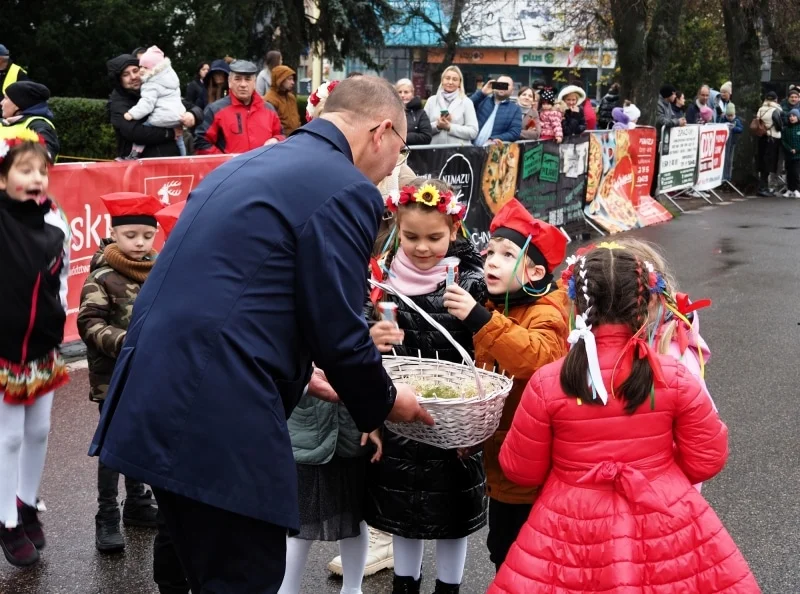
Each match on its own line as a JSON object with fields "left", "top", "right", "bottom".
{"left": 370, "top": 321, "right": 404, "bottom": 352}
{"left": 123, "top": 113, "right": 133, "bottom": 121}
{"left": 443, "top": 285, "right": 477, "bottom": 320}
{"left": 361, "top": 430, "right": 383, "bottom": 463}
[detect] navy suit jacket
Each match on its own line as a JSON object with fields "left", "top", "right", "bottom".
{"left": 89, "top": 118, "right": 396, "bottom": 530}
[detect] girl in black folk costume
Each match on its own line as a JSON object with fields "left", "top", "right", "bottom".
{"left": 366, "top": 178, "right": 487, "bottom": 594}
{"left": 0, "top": 129, "right": 70, "bottom": 567}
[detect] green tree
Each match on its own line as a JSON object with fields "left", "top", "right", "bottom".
{"left": 665, "top": 2, "right": 730, "bottom": 97}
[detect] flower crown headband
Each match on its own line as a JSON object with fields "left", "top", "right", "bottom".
{"left": 385, "top": 183, "right": 466, "bottom": 221}
{"left": 306, "top": 80, "right": 340, "bottom": 122}
{"left": 0, "top": 128, "right": 46, "bottom": 165}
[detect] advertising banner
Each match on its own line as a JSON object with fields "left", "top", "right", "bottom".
{"left": 657, "top": 125, "right": 700, "bottom": 192}
{"left": 585, "top": 128, "right": 671, "bottom": 233}
{"left": 407, "top": 145, "right": 490, "bottom": 248}
{"left": 50, "top": 155, "right": 233, "bottom": 342}
{"left": 516, "top": 137, "right": 588, "bottom": 228}
{"left": 694, "top": 124, "right": 729, "bottom": 191}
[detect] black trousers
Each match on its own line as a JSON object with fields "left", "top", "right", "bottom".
{"left": 786, "top": 157, "right": 800, "bottom": 191}
{"left": 153, "top": 488, "right": 287, "bottom": 594}
{"left": 154, "top": 510, "right": 191, "bottom": 594}
{"left": 758, "top": 137, "right": 779, "bottom": 188}
{"left": 486, "top": 498, "right": 533, "bottom": 571}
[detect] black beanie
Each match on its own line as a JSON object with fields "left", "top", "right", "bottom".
{"left": 5, "top": 81, "right": 50, "bottom": 111}
{"left": 660, "top": 84, "right": 677, "bottom": 99}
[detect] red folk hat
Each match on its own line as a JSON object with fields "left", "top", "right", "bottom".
{"left": 489, "top": 199, "right": 567, "bottom": 272}
{"left": 155, "top": 200, "right": 186, "bottom": 238}
{"left": 100, "top": 192, "right": 163, "bottom": 228}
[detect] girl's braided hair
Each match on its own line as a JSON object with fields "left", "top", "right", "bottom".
{"left": 560, "top": 246, "right": 655, "bottom": 413}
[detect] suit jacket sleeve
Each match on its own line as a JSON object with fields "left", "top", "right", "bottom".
{"left": 499, "top": 371, "right": 553, "bottom": 486}
{"left": 109, "top": 98, "right": 174, "bottom": 146}
{"left": 295, "top": 183, "right": 396, "bottom": 432}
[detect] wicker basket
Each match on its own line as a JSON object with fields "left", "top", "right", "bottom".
{"left": 370, "top": 280, "right": 513, "bottom": 449}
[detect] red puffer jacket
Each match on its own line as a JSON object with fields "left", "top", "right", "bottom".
{"left": 489, "top": 324, "right": 760, "bottom": 594}
{"left": 195, "top": 92, "right": 284, "bottom": 154}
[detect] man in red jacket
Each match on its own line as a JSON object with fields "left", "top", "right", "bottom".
{"left": 194, "top": 60, "right": 284, "bottom": 154}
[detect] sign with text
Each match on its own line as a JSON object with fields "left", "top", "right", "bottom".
{"left": 585, "top": 128, "right": 671, "bottom": 233}
{"left": 516, "top": 137, "right": 588, "bottom": 228}
{"left": 657, "top": 125, "right": 700, "bottom": 192}
{"left": 50, "top": 155, "right": 233, "bottom": 342}
{"left": 407, "top": 145, "right": 490, "bottom": 248}
{"left": 518, "top": 49, "right": 617, "bottom": 69}
{"left": 694, "top": 124, "right": 730, "bottom": 191}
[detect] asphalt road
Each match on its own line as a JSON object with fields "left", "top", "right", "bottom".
{"left": 1, "top": 194, "right": 798, "bottom": 593}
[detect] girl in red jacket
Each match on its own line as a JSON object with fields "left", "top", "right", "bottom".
{"left": 489, "top": 242, "right": 760, "bottom": 593}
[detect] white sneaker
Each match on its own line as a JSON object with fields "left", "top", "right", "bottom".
{"left": 782, "top": 190, "right": 794, "bottom": 198}
{"left": 328, "top": 527, "right": 394, "bottom": 576}
{"left": 792, "top": 191, "right": 800, "bottom": 198}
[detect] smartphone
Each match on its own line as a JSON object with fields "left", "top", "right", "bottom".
{"left": 491, "top": 81, "right": 510, "bottom": 91}
{"left": 440, "top": 109, "right": 449, "bottom": 116}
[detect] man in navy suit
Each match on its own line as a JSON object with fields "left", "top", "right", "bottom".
{"left": 90, "top": 76, "right": 431, "bottom": 592}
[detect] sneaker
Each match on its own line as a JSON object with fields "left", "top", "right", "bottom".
{"left": 122, "top": 489, "right": 159, "bottom": 528}
{"left": 757, "top": 189, "right": 774, "bottom": 197}
{"left": 17, "top": 498, "right": 45, "bottom": 550}
{"left": 782, "top": 190, "right": 794, "bottom": 198}
{"left": 95, "top": 516, "right": 125, "bottom": 553}
{"left": 793, "top": 191, "right": 800, "bottom": 198}
{"left": 0, "top": 525, "right": 40, "bottom": 567}
{"left": 328, "top": 527, "right": 394, "bottom": 576}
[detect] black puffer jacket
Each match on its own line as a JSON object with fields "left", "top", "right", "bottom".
{"left": 405, "top": 97, "right": 433, "bottom": 145}
{"left": 106, "top": 54, "right": 204, "bottom": 159}
{"left": 597, "top": 91, "right": 621, "bottom": 129}
{"left": 365, "top": 238, "right": 488, "bottom": 539}
{"left": 562, "top": 107, "right": 587, "bottom": 137}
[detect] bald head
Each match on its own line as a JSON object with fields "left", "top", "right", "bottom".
{"left": 320, "top": 76, "right": 409, "bottom": 185}
{"left": 698, "top": 85, "right": 710, "bottom": 105}
{"left": 322, "top": 76, "right": 406, "bottom": 133}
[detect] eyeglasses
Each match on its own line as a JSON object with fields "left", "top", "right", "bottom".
{"left": 370, "top": 124, "right": 411, "bottom": 166}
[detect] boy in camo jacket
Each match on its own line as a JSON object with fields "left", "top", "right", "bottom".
{"left": 77, "top": 192, "right": 163, "bottom": 553}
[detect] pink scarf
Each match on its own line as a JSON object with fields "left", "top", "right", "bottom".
{"left": 387, "top": 249, "right": 458, "bottom": 296}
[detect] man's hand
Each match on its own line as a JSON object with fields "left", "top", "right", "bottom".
{"left": 388, "top": 383, "right": 434, "bottom": 425}
{"left": 180, "top": 112, "right": 197, "bottom": 128}
{"left": 481, "top": 80, "right": 496, "bottom": 96}
{"left": 443, "top": 285, "right": 477, "bottom": 321}
{"left": 307, "top": 368, "right": 340, "bottom": 403}
{"left": 123, "top": 112, "right": 133, "bottom": 121}
{"left": 264, "top": 137, "right": 279, "bottom": 146}
{"left": 370, "top": 321, "right": 404, "bottom": 352}
{"left": 360, "top": 430, "right": 383, "bottom": 463}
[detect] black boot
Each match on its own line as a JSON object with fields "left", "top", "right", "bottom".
{"left": 96, "top": 461, "right": 124, "bottom": 553}
{"left": 122, "top": 478, "right": 158, "bottom": 528}
{"left": 392, "top": 574, "right": 422, "bottom": 594}
{"left": 432, "top": 579, "right": 460, "bottom": 593}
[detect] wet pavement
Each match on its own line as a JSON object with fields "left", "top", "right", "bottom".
{"left": 2, "top": 194, "right": 799, "bottom": 593}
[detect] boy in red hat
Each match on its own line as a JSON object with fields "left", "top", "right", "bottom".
{"left": 77, "top": 192, "right": 163, "bottom": 553}
{"left": 443, "top": 198, "right": 570, "bottom": 571}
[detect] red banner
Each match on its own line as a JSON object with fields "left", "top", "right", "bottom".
{"left": 50, "top": 155, "right": 233, "bottom": 342}
{"left": 584, "top": 128, "right": 671, "bottom": 233}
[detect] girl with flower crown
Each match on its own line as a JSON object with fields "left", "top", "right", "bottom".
{"left": 364, "top": 178, "right": 487, "bottom": 594}
{"left": 488, "top": 242, "right": 759, "bottom": 593}
{"left": 0, "top": 128, "right": 70, "bottom": 567}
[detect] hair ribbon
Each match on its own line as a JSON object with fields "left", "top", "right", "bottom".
{"left": 567, "top": 313, "right": 609, "bottom": 405}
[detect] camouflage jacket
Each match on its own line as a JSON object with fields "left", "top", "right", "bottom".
{"left": 77, "top": 240, "right": 153, "bottom": 401}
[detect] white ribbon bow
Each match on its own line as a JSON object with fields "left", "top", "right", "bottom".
{"left": 567, "top": 314, "right": 609, "bottom": 405}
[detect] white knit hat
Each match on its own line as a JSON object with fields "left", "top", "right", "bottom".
{"left": 720, "top": 81, "right": 733, "bottom": 94}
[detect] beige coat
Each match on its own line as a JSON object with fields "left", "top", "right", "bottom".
{"left": 757, "top": 101, "right": 782, "bottom": 139}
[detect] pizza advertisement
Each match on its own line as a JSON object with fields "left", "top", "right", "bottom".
{"left": 584, "top": 128, "right": 671, "bottom": 234}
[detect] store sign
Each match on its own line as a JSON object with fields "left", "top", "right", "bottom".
{"left": 518, "top": 49, "right": 616, "bottom": 69}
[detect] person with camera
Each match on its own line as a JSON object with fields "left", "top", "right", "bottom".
{"left": 471, "top": 75, "right": 522, "bottom": 146}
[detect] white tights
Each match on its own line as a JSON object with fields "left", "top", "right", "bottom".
{"left": 279, "top": 520, "right": 370, "bottom": 594}
{"left": 393, "top": 535, "right": 468, "bottom": 585}
{"left": 0, "top": 392, "right": 54, "bottom": 527}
